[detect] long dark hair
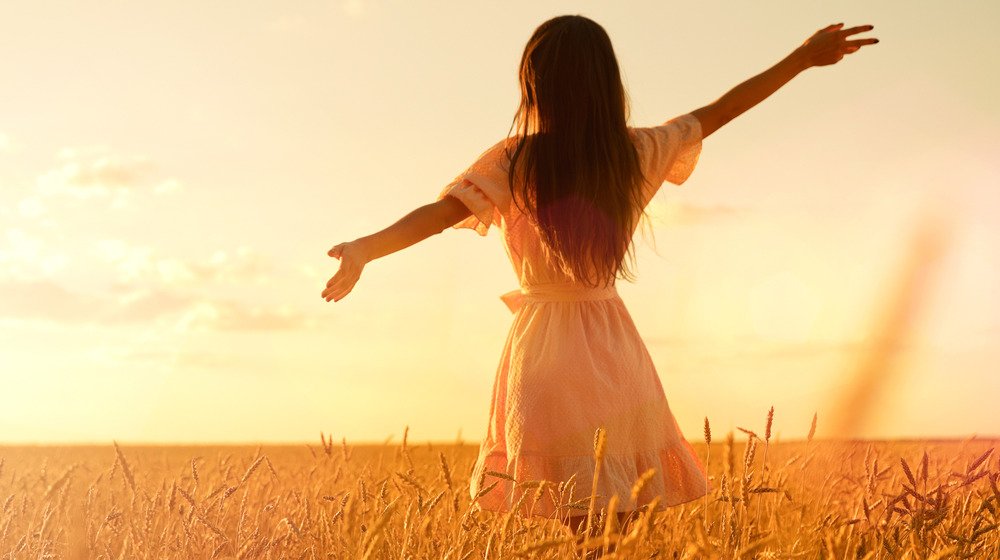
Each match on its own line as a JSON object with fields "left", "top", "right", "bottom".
{"left": 506, "top": 15, "right": 648, "bottom": 288}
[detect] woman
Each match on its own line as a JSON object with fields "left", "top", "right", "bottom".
{"left": 322, "top": 14, "right": 877, "bottom": 547}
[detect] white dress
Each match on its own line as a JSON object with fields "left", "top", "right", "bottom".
{"left": 437, "top": 113, "right": 709, "bottom": 518}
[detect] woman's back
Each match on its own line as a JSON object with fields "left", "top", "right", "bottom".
{"left": 438, "top": 112, "right": 704, "bottom": 302}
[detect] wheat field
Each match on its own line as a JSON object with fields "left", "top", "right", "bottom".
{"left": 0, "top": 412, "right": 997, "bottom": 559}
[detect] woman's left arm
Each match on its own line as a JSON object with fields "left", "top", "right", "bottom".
{"left": 322, "top": 196, "right": 472, "bottom": 302}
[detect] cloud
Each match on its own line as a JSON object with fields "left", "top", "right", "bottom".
{"left": 0, "top": 279, "right": 191, "bottom": 325}
{"left": 106, "top": 287, "right": 198, "bottom": 324}
{"left": 0, "top": 278, "right": 317, "bottom": 332}
{"left": 93, "top": 239, "right": 155, "bottom": 283}
{"left": 0, "top": 228, "right": 71, "bottom": 281}
{"left": 121, "top": 290, "right": 317, "bottom": 332}
{"left": 175, "top": 300, "right": 318, "bottom": 332}
{"left": 34, "top": 148, "right": 181, "bottom": 208}
{"left": 0, "top": 146, "right": 311, "bottom": 335}
{"left": 0, "top": 234, "right": 308, "bottom": 331}
{"left": 93, "top": 240, "right": 272, "bottom": 286}
{"left": 0, "top": 228, "right": 292, "bottom": 331}
{"left": 195, "top": 247, "right": 272, "bottom": 285}
{"left": 0, "top": 139, "right": 321, "bottom": 341}
{"left": 3, "top": 237, "right": 302, "bottom": 331}
{"left": 37, "top": 155, "right": 151, "bottom": 198}
{"left": 16, "top": 196, "right": 46, "bottom": 219}
{"left": 0, "top": 279, "right": 105, "bottom": 323}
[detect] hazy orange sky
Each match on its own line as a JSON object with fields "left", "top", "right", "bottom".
{"left": 1, "top": 2, "right": 998, "bottom": 444}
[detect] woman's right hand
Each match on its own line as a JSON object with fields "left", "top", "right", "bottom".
{"left": 795, "top": 23, "right": 878, "bottom": 69}
{"left": 322, "top": 240, "right": 370, "bottom": 303}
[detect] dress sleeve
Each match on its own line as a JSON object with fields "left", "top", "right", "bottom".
{"left": 632, "top": 113, "right": 703, "bottom": 206}
{"left": 436, "top": 139, "right": 512, "bottom": 236}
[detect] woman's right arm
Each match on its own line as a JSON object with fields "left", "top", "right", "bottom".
{"left": 321, "top": 197, "right": 472, "bottom": 302}
{"left": 690, "top": 23, "right": 878, "bottom": 139}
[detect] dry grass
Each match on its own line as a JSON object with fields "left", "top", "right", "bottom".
{"left": 0, "top": 416, "right": 997, "bottom": 559}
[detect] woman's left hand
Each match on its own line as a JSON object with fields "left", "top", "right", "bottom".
{"left": 322, "top": 240, "right": 368, "bottom": 302}
{"left": 794, "top": 23, "right": 878, "bottom": 69}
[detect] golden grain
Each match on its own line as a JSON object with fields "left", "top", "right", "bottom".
{"left": 0, "top": 417, "right": 994, "bottom": 558}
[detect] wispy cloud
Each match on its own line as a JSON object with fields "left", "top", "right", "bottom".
{"left": 0, "top": 228, "right": 71, "bottom": 281}
{"left": 93, "top": 240, "right": 272, "bottom": 287}
{"left": 16, "top": 196, "right": 46, "bottom": 219}
{"left": 0, "top": 143, "right": 316, "bottom": 334}
{"left": 0, "top": 278, "right": 317, "bottom": 332}
{"left": 33, "top": 147, "right": 181, "bottom": 210}
{"left": 175, "top": 299, "right": 318, "bottom": 332}
{"left": 0, "top": 279, "right": 106, "bottom": 324}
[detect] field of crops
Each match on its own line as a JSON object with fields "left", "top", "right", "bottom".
{"left": 1, "top": 419, "right": 997, "bottom": 559}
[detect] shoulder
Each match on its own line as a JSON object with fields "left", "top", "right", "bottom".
{"left": 630, "top": 113, "right": 700, "bottom": 139}
{"left": 467, "top": 137, "right": 517, "bottom": 176}
{"left": 488, "top": 137, "right": 520, "bottom": 162}
{"left": 628, "top": 114, "right": 702, "bottom": 163}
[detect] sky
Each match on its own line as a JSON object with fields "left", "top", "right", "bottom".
{"left": 0, "top": 1, "right": 998, "bottom": 444}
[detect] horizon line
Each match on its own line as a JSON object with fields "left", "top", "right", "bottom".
{"left": 1, "top": 435, "right": 997, "bottom": 448}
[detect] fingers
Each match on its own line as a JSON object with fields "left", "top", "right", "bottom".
{"left": 325, "top": 266, "right": 355, "bottom": 292}
{"left": 325, "top": 266, "right": 346, "bottom": 288}
{"left": 322, "top": 277, "right": 356, "bottom": 301}
{"left": 322, "top": 265, "right": 361, "bottom": 302}
{"left": 330, "top": 277, "right": 358, "bottom": 301}
{"left": 323, "top": 243, "right": 364, "bottom": 302}
{"left": 323, "top": 278, "right": 357, "bottom": 302}
{"left": 844, "top": 38, "right": 879, "bottom": 48}
{"left": 839, "top": 24, "right": 875, "bottom": 37}
{"left": 835, "top": 25, "right": 877, "bottom": 58}
{"left": 840, "top": 36, "right": 878, "bottom": 57}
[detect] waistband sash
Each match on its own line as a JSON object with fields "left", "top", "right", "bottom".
{"left": 499, "top": 283, "right": 619, "bottom": 313}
